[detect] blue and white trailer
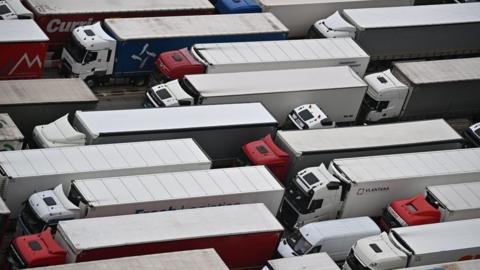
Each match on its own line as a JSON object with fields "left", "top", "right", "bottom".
{"left": 60, "top": 13, "right": 288, "bottom": 87}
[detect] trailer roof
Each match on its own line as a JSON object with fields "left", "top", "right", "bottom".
{"left": 28, "top": 249, "right": 228, "bottom": 270}
{"left": 277, "top": 119, "right": 461, "bottom": 156}
{"left": 25, "top": 0, "right": 213, "bottom": 15}
{"left": 427, "top": 182, "right": 480, "bottom": 211}
{"left": 192, "top": 38, "right": 368, "bottom": 66}
{"left": 73, "top": 166, "right": 282, "bottom": 207}
{"left": 266, "top": 253, "right": 339, "bottom": 270}
{"left": 0, "top": 114, "right": 23, "bottom": 142}
{"left": 105, "top": 13, "right": 288, "bottom": 41}
{"left": 0, "top": 20, "right": 48, "bottom": 43}
{"left": 391, "top": 218, "right": 480, "bottom": 255}
{"left": 259, "top": 0, "right": 402, "bottom": 5}
{"left": 74, "top": 103, "right": 277, "bottom": 136}
{"left": 393, "top": 57, "right": 480, "bottom": 85}
{"left": 397, "top": 259, "right": 480, "bottom": 270}
{"left": 186, "top": 66, "right": 366, "bottom": 97}
{"left": 0, "top": 139, "right": 210, "bottom": 178}
{"left": 57, "top": 203, "right": 283, "bottom": 251}
{"left": 343, "top": 3, "right": 480, "bottom": 30}
{"left": 0, "top": 79, "right": 97, "bottom": 105}
{"left": 333, "top": 147, "right": 480, "bottom": 183}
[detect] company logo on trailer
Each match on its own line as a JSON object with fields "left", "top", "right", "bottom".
{"left": 357, "top": 187, "right": 389, "bottom": 195}
{"left": 8, "top": 53, "right": 42, "bottom": 75}
{"left": 46, "top": 18, "right": 94, "bottom": 33}
{"left": 131, "top": 44, "right": 156, "bottom": 69}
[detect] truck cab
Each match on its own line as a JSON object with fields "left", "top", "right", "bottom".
{"left": 308, "top": 11, "right": 356, "bottom": 39}
{"left": 277, "top": 165, "right": 342, "bottom": 229}
{"left": 241, "top": 134, "right": 290, "bottom": 182}
{"left": 359, "top": 70, "right": 409, "bottom": 122}
{"left": 283, "top": 104, "right": 335, "bottom": 130}
{"left": 5, "top": 229, "right": 66, "bottom": 269}
{"left": 381, "top": 194, "right": 440, "bottom": 230}
{"left": 61, "top": 22, "right": 116, "bottom": 85}
{"left": 344, "top": 233, "right": 408, "bottom": 270}
{"left": 144, "top": 79, "right": 195, "bottom": 107}
{"left": 154, "top": 48, "right": 206, "bottom": 82}
{"left": 0, "top": 0, "right": 33, "bottom": 20}
{"left": 33, "top": 114, "right": 87, "bottom": 148}
{"left": 17, "top": 185, "right": 80, "bottom": 235}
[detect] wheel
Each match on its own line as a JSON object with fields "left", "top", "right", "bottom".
{"left": 85, "top": 77, "right": 97, "bottom": 88}
{"left": 131, "top": 76, "right": 147, "bottom": 87}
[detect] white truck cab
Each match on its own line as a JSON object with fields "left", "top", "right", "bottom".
{"left": 309, "top": 11, "right": 356, "bottom": 39}
{"left": 61, "top": 22, "right": 116, "bottom": 85}
{"left": 18, "top": 185, "right": 80, "bottom": 234}
{"left": 145, "top": 80, "right": 194, "bottom": 107}
{"left": 33, "top": 114, "right": 86, "bottom": 148}
{"left": 278, "top": 217, "right": 380, "bottom": 263}
{"left": 361, "top": 70, "right": 408, "bottom": 122}
{"left": 344, "top": 233, "right": 408, "bottom": 270}
{"left": 0, "top": 0, "right": 33, "bottom": 20}
{"left": 284, "top": 104, "right": 335, "bottom": 130}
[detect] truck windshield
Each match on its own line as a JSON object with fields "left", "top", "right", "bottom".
{"left": 284, "top": 179, "right": 314, "bottom": 214}
{"left": 179, "top": 78, "right": 200, "bottom": 103}
{"left": 65, "top": 34, "right": 87, "bottom": 63}
{"left": 19, "top": 203, "right": 45, "bottom": 234}
{"left": 381, "top": 208, "right": 402, "bottom": 229}
{"left": 67, "top": 185, "right": 84, "bottom": 207}
{"left": 363, "top": 94, "right": 379, "bottom": 110}
{"left": 5, "top": 244, "right": 27, "bottom": 270}
{"left": 286, "top": 230, "right": 312, "bottom": 255}
{"left": 424, "top": 192, "right": 440, "bottom": 209}
{"left": 345, "top": 250, "right": 371, "bottom": 270}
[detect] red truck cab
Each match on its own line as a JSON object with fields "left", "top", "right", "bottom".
{"left": 381, "top": 194, "right": 441, "bottom": 230}
{"left": 5, "top": 229, "right": 66, "bottom": 269}
{"left": 154, "top": 48, "right": 206, "bottom": 82}
{"left": 241, "top": 134, "right": 289, "bottom": 183}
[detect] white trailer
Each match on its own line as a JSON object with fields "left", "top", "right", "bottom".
{"left": 345, "top": 218, "right": 480, "bottom": 270}
{"left": 151, "top": 66, "right": 367, "bottom": 123}
{"left": 277, "top": 147, "right": 480, "bottom": 229}
{"left": 154, "top": 38, "right": 369, "bottom": 81}
{"left": 254, "top": 0, "right": 413, "bottom": 38}
{"left": 397, "top": 259, "right": 480, "bottom": 270}
{"left": 34, "top": 103, "right": 277, "bottom": 164}
{"left": 27, "top": 249, "right": 229, "bottom": 270}
{"left": 262, "top": 253, "right": 340, "bottom": 270}
{"left": 0, "top": 114, "right": 24, "bottom": 151}
{"left": 19, "top": 166, "right": 284, "bottom": 234}
{"left": 0, "top": 139, "right": 211, "bottom": 216}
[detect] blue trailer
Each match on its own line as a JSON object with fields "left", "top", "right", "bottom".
{"left": 60, "top": 13, "right": 288, "bottom": 87}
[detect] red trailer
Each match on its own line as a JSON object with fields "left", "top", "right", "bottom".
{"left": 6, "top": 204, "right": 283, "bottom": 269}
{"left": 0, "top": 20, "right": 48, "bottom": 80}
{"left": 24, "top": 0, "right": 215, "bottom": 54}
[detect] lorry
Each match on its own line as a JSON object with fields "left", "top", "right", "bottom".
{"left": 0, "top": 114, "right": 24, "bottom": 151}
{"left": 262, "top": 253, "right": 340, "bottom": 270}
{"left": 359, "top": 57, "right": 480, "bottom": 123}
{"left": 276, "top": 147, "right": 480, "bottom": 230}
{"left": 216, "top": 0, "right": 414, "bottom": 38}
{"left": 153, "top": 38, "right": 369, "bottom": 81}
{"left": 344, "top": 218, "right": 480, "bottom": 270}
{"left": 24, "top": 0, "right": 215, "bottom": 54}
{"left": 0, "top": 0, "right": 33, "bottom": 20}
{"left": 18, "top": 165, "right": 284, "bottom": 234}
{"left": 397, "top": 259, "right": 480, "bottom": 270}
{"left": 0, "top": 79, "right": 97, "bottom": 142}
{"left": 381, "top": 181, "right": 480, "bottom": 230}
{"left": 310, "top": 3, "right": 480, "bottom": 62}
{"left": 242, "top": 119, "right": 464, "bottom": 183}
{"left": 0, "top": 20, "right": 48, "bottom": 80}
{"left": 146, "top": 66, "right": 368, "bottom": 124}
{"left": 7, "top": 203, "right": 284, "bottom": 269}
{"left": 0, "top": 139, "right": 211, "bottom": 216}
{"left": 60, "top": 13, "right": 288, "bottom": 87}
{"left": 25, "top": 249, "right": 229, "bottom": 270}
{"left": 34, "top": 103, "right": 277, "bottom": 165}
{"left": 277, "top": 217, "right": 380, "bottom": 262}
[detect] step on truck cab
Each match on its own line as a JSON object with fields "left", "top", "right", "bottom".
{"left": 60, "top": 13, "right": 287, "bottom": 86}
{"left": 311, "top": 4, "right": 480, "bottom": 62}
{"left": 242, "top": 119, "right": 464, "bottom": 183}
{"left": 154, "top": 38, "right": 369, "bottom": 81}
{"left": 344, "top": 218, "right": 480, "bottom": 270}
{"left": 19, "top": 166, "right": 284, "bottom": 234}
{"left": 381, "top": 181, "right": 480, "bottom": 230}
{"left": 7, "top": 204, "right": 283, "bottom": 269}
